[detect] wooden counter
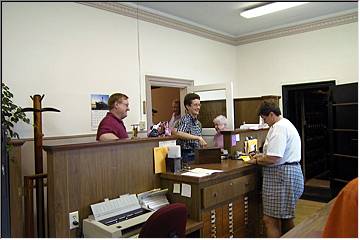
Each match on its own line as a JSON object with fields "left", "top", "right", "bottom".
{"left": 43, "top": 136, "right": 176, "bottom": 237}
{"left": 9, "top": 140, "right": 26, "bottom": 237}
{"left": 160, "top": 160, "right": 262, "bottom": 237}
{"left": 221, "top": 128, "right": 268, "bottom": 157}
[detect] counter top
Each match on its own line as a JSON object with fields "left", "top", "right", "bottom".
{"left": 43, "top": 136, "right": 177, "bottom": 151}
{"left": 160, "top": 159, "right": 257, "bottom": 184}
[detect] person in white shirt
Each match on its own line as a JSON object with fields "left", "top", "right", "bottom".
{"left": 248, "top": 101, "right": 304, "bottom": 238}
{"left": 168, "top": 99, "right": 181, "bottom": 130}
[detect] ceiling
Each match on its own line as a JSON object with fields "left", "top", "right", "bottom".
{"left": 127, "top": 1, "right": 358, "bottom": 37}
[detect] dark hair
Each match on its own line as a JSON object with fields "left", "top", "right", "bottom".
{"left": 258, "top": 101, "right": 281, "bottom": 116}
{"left": 108, "top": 93, "right": 128, "bottom": 110}
{"left": 183, "top": 93, "right": 200, "bottom": 108}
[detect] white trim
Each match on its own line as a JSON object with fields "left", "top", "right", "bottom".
{"left": 79, "top": 2, "right": 357, "bottom": 46}
{"left": 145, "top": 75, "right": 194, "bottom": 129}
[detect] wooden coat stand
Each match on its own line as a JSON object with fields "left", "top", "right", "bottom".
{"left": 22, "top": 94, "right": 60, "bottom": 237}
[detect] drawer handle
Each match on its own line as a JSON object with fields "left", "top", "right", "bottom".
{"left": 230, "top": 182, "right": 233, "bottom": 186}
{"left": 213, "top": 192, "right": 217, "bottom": 197}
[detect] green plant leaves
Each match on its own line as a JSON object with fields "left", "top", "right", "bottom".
{"left": 1, "top": 82, "right": 30, "bottom": 140}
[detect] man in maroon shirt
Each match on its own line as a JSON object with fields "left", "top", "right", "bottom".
{"left": 96, "top": 93, "right": 130, "bottom": 141}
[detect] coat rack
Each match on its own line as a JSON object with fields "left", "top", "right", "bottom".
{"left": 22, "top": 94, "right": 60, "bottom": 237}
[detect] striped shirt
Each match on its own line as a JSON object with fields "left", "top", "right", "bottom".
{"left": 175, "top": 113, "right": 202, "bottom": 150}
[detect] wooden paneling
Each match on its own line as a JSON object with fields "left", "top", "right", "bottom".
{"left": 234, "top": 95, "right": 280, "bottom": 128}
{"left": 9, "top": 140, "right": 25, "bottom": 237}
{"left": 197, "top": 95, "right": 280, "bottom": 129}
{"left": 45, "top": 136, "right": 176, "bottom": 237}
{"left": 198, "top": 100, "right": 226, "bottom": 128}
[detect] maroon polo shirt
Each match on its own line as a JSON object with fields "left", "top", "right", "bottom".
{"left": 96, "top": 112, "right": 129, "bottom": 140}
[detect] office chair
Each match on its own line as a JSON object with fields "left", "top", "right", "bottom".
{"left": 139, "top": 203, "right": 187, "bottom": 238}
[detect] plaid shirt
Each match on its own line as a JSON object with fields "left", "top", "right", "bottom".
{"left": 175, "top": 113, "right": 202, "bottom": 150}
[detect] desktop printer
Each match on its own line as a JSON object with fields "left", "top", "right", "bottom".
{"left": 83, "top": 194, "right": 154, "bottom": 238}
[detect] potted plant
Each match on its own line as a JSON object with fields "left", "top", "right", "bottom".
{"left": 1, "top": 82, "right": 30, "bottom": 145}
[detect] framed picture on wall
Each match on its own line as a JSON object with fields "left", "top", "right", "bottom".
{"left": 91, "top": 94, "right": 109, "bottom": 130}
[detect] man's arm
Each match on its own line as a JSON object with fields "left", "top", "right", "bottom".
{"left": 99, "top": 133, "right": 119, "bottom": 141}
{"left": 172, "top": 129, "right": 207, "bottom": 147}
{"left": 248, "top": 154, "right": 281, "bottom": 166}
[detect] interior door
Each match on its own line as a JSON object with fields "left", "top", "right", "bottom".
{"left": 182, "top": 82, "right": 234, "bottom": 135}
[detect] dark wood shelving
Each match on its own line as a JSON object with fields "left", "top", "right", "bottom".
{"left": 333, "top": 178, "right": 349, "bottom": 184}
{"left": 328, "top": 82, "right": 358, "bottom": 197}
{"left": 332, "top": 129, "right": 358, "bottom": 132}
{"left": 332, "top": 102, "right": 357, "bottom": 106}
{"left": 332, "top": 153, "right": 358, "bottom": 159}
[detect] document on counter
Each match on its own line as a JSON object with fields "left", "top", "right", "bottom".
{"left": 181, "top": 168, "right": 223, "bottom": 177}
{"left": 173, "top": 183, "right": 180, "bottom": 194}
{"left": 153, "top": 147, "right": 168, "bottom": 174}
{"left": 181, "top": 183, "right": 191, "bottom": 198}
{"left": 158, "top": 140, "right": 176, "bottom": 147}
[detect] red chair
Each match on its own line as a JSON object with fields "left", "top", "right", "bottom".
{"left": 139, "top": 203, "right": 187, "bottom": 238}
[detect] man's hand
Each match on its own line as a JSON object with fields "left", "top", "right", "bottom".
{"left": 247, "top": 154, "right": 257, "bottom": 164}
{"left": 198, "top": 136, "right": 207, "bottom": 147}
{"left": 249, "top": 153, "right": 263, "bottom": 165}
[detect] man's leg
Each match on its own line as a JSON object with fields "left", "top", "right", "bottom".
{"left": 263, "top": 215, "right": 282, "bottom": 238}
{"left": 281, "top": 218, "right": 295, "bottom": 235}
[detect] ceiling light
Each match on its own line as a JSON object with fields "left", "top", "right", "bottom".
{"left": 240, "top": 2, "right": 308, "bottom": 19}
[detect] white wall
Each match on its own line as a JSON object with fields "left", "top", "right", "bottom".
{"left": 3, "top": 2, "right": 237, "bottom": 138}
{"left": 3, "top": 2, "right": 358, "bottom": 139}
{"left": 235, "top": 22, "right": 358, "bottom": 99}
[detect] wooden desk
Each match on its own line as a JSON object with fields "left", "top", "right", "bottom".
{"left": 160, "top": 160, "right": 262, "bottom": 238}
{"left": 282, "top": 199, "right": 335, "bottom": 238}
{"left": 185, "top": 218, "right": 203, "bottom": 237}
{"left": 43, "top": 136, "right": 177, "bottom": 237}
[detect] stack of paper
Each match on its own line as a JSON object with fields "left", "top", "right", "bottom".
{"left": 137, "top": 189, "right": 169, "bottom": 211}
{"left": 181, "top": 168, "right": 223, "bottom": 177}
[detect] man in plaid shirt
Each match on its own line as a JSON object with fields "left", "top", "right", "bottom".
{"left": 172, "top": 93, "right": 207, "bottom": 162}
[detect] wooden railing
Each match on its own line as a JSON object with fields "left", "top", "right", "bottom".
{"left": 24, "top": 173, "right": 47, "bottom": 237}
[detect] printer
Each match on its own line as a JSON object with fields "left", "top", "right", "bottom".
{"left": 83, "top": 194, "right": 154, "bottom": 238}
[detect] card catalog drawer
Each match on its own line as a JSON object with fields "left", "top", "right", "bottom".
{"left": 202, "top": 174, "right": 256, "bottom": 209}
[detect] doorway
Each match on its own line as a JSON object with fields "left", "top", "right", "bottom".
{"left": 282, "top": 80, "right": 335, "bottom": 202}
{"left": 151, "top": 86, "right": 180, "bottom": 124}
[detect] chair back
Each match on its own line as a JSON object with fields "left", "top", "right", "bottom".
{"left": 139, "top": 203, "right": 187, "bottom": 238}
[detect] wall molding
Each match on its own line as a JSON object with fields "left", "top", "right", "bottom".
{"left": 235, "top": 12, "right": 358, "bottom": 45}
{"left": 79, "top": 2, "right": 237, "bottom": 45}
{"left": 79, "top": 2, "right": 357, "bottom": 46}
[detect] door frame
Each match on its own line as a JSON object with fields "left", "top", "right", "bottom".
{"left": 282, "top": 80, "right": 336, "bottom": 181}
{"left": 187, "top": 82, "right": 234, "bottom": 131}
{"left": 145, "top": 75, "right": 194, "bottom": 129}
{"left": 282, "top": 80, "right": 336, "bottom": 118}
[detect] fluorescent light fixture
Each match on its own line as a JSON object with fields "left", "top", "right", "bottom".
{"left": 240, "top": 2, "right": 308, "bottom": 19}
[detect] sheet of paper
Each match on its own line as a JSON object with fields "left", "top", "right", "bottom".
{"left": 153, "top": 147, "right": 168, "bottom": 174}
{"left": 173, "top": 183, "right": 180, "bottom": 193}
{"left": 159, "top": 140, "right": 176, "bottom": 147}
{"left": 235, "top": 134, "right": 240, "bottom": 141}
{"left": 190, "top": 168, "right": 223, "bottom": 175}
{"left": 181, "top": 171, "right": 209, "bottom": 177}
{"left": 181, "top": 183, "right": 191, "bottom": 198}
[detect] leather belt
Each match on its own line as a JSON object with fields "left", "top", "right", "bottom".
{"left": 283, "top": 162, "right": 299, "bottom": 165}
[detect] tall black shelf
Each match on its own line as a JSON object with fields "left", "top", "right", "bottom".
{"left": 328, "top": 82, "right": 358, "bottom": 197}
{"left": 303, "top": 90, "right": 329, "bottom": 180}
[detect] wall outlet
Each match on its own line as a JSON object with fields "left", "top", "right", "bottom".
{"left": 69, "top": 211, "right": 79, "bottom": 229}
